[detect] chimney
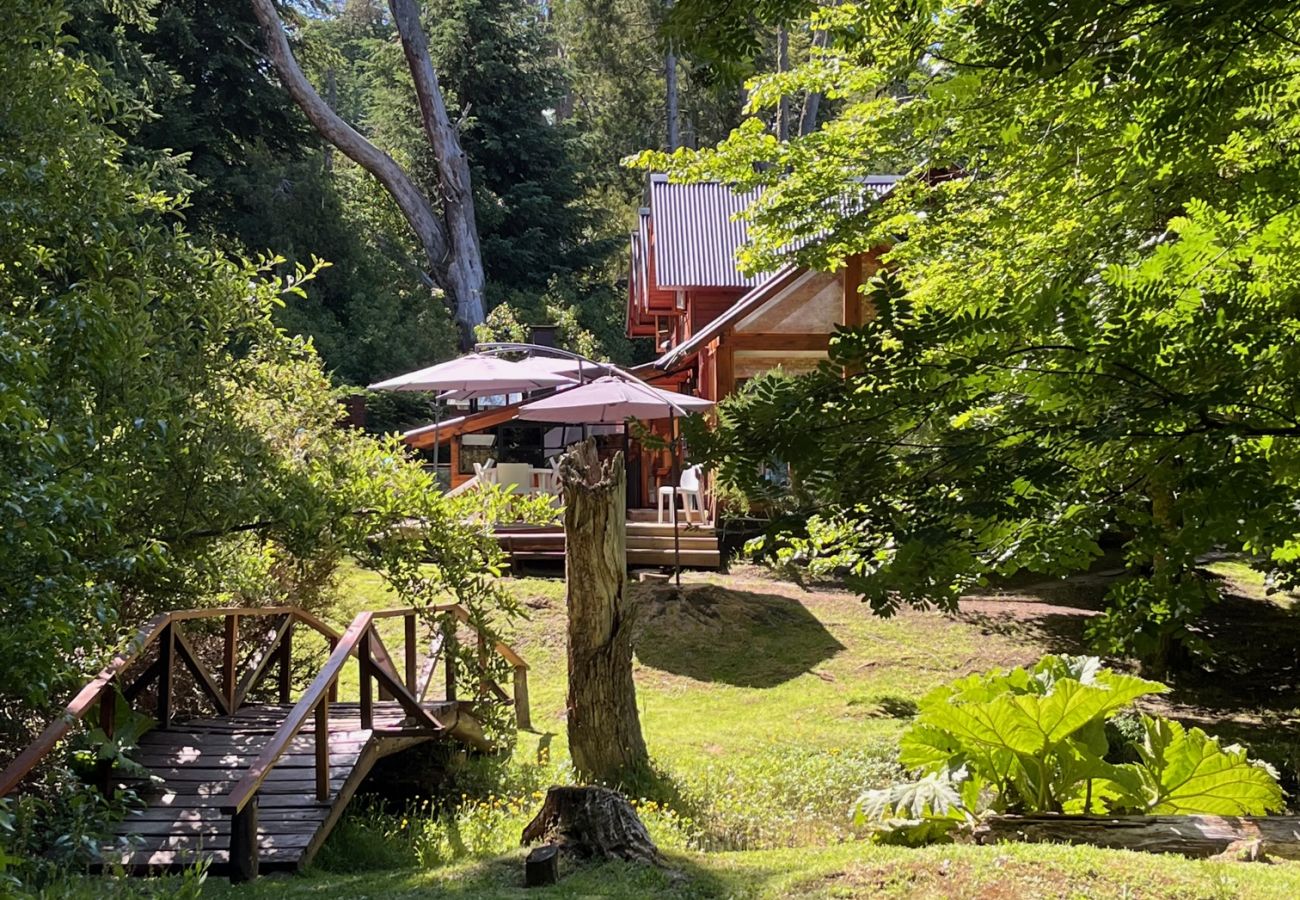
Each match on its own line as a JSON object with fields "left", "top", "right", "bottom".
{"left": 529, "top": 324, "right": 559, "bottom": 348}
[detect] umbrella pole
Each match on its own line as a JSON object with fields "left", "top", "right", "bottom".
{"left": 670, "top": 411, "right": 681, "bottom": 587}
{"left": 434, "top": 401, "right": 442, "bottom": 490}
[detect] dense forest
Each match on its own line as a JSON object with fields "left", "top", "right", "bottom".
{"left": 56, "top": 0, "right": 810, "bottom": 385}
{"left": 10, "top": 0, "right": 1300, "bottom": 894}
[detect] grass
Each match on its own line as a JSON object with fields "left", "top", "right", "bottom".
{"left": 201, "top": 563, "right": 1300, "bottom": 896}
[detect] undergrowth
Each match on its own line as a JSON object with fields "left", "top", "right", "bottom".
{"left": 318, "top": 737, "right": 902, "bottom": 871}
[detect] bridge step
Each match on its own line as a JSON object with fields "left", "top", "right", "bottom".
{"left": 100, "top": 701, "right": 459, "bottom": 874}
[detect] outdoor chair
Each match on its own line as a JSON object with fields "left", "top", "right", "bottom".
{"left": 472, "top": 459, "right": 496, "bottom": 484}
{"left": 658, "top": 465, "right": 704, "bottom": 524}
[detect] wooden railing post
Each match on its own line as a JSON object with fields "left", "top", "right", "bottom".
{"left": 359, "top": 627, "right": 373, "bottom": 731}
{"left": 229, "top": 795, "right": 259, "bottom": 883}
{"left": 513, "top": 666, "right": 531, "bottom": 731}
{"left": 158, "top": 623, "right": 175, "bottom": 729}
{"left": 314, "top": 696, "right": 330, "bottom": 801}
{"left": 443, "top": 616, "right": 457, "bottom": 702}
{"left": 223, "top": 614, "right": 239, "bottom": 713}
{"left": 95, "top": 687, "right": 117, "bottom": 796}
{"left": 327, "top": 636, "right": 339, "bottom": 703}
{"left": 277, "top": 619, "right": 293, "bottom": 704}
{"left": 404, "top": 613, "right": 417, "bottom": 695}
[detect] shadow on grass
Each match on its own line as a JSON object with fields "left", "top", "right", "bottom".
{"left": 300, "top": 849, "right": 761, "bottom": 899}
{"left": 631, "top": 583, "right": 844, "bottom": 688}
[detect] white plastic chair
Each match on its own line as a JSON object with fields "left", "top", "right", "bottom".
{"left": 472, "top": 458, "right": 496, "bottom": 484}
{"left": 658, "top": 465, "right": 704, "bottom": 524}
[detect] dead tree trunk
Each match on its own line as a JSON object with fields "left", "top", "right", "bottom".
{"left": 558, "top": 440, "right": 648, "bottom": 783}
{"left": 974, "top": 815, "right": 1300, "bottom": 861}
{"left": 249, "top": 0, "right": 486, "bottom": 340}
{"left": 522, "top": 786, "right": 661, "bottom": 865}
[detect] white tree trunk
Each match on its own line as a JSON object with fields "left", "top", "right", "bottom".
{"left": 249, "top": 0, "right": 487, "bottom": 339}
{"left": 388, "top": 0, "right": 486, "bottom": 334}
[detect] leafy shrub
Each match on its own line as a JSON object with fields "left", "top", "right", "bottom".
{"left": 854, "top": 656, "right": 1284, "bottom": 844}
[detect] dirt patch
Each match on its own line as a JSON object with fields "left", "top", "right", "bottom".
{"left": 633, "top": 582, "right": 825, "bottom": 634}
{"left": 785, "top": 857, "right": 1190, "bottom": 899}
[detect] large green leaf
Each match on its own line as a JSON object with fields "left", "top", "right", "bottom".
{"left": 1129, "top": 716, "right": 1284, "bottom": 815}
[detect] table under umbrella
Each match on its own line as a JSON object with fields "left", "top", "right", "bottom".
{"left": 368, "top": 354, "right": 577, "bottom": 485}
{"left": 519, "top": 377, "right": 714, "bottom": 582}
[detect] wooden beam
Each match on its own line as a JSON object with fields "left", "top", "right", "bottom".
{"left": 173, "top": 626, "right": 232, "bottom": 716}
{"left": 222, "top": 615, "right": 239, "bottom": 712}
{"left": 234, "top": 615, "right": 294, "bottom": 709}
{"left": 714, "top": 337, "right": 734, "bottom": 401}
{"left": 157, "top": 624, "right": 175, "bottom": 729}
{"left": 277, "top": 621, "right": 294, "bottom": 704}
{"left": 404, "top": 614, "right": 418, "bottom": 695}
{"left": 729, "top": 333, "right": 831, "bottom": 352}
{"left": 974, "top": 814, "right": 1300, "bottom": 860}
{"left": 842, "top": 252, "right": 865, "bottom": 328}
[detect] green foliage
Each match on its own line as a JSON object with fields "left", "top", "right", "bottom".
{"left": 69, "top": 0, "right": 455, "bottom": 384}
{"left": 0, "top": 3, "right": 521, "bottom": 872}
{"left": 653, "top": 0, "right": 1300, "bottom": 667}
{"left": 855, "top": 657, "right": 1283, "bottom": 843}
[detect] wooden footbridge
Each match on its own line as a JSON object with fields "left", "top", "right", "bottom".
{"left": 0, "top": 604, "right": 529, "bottom": 881}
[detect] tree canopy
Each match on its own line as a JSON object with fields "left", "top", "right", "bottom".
{"left": 654, "top": 0, "right": 1300, "bottom": 668}
{"left": 0, "top": 0, "right": 515, "bottom": 753}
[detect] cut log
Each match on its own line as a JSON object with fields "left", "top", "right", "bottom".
{"left": 558, "top": 441, "right": 648, "bottom": 783}
{"left": 973, "top": 814, "right": 1300, "bottom": 861}
{"left": 524, "top": 843, "right": 560, "bottom": 887}
{"left": 521, "top": 786, "right": 661, "bottom": 866}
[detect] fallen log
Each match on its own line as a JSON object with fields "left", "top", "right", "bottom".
{"left": 973, "top": 814, "right": 1300, "bottom": 861}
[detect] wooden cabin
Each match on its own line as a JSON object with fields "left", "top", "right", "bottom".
{"left": 400, "top": 173, "right": 895, "bottom": 562}
{"left": 629, "top": 173, "right": 897, "bottom": 403}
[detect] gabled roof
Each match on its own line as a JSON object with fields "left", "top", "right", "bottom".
{"left": 632, "top": 173, "right": 901, "bottom": 295}
{"left": 649, "top": 175, "right": 766, "bottom": 290}
{"left": 653, "top": 265, "right": 803, "bottom": 369}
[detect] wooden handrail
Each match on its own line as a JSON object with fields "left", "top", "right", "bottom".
{"left": 1, "top": 602, "right": 531, "bottom": 808}
{"left": 0, "top": 607, "right": 305, "bottom": 798}
{"left": 222, "top": 613, "right": 373, "bottom": 816}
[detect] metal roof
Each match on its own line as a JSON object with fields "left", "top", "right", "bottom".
{"left": 645, "top": 174, "right": 900, "bottom": 290}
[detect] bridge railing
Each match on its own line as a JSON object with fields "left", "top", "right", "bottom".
{"left": 0, "top": 604, "right": 528, "bottom": 811}
{"left": 0, "top": 606, "right": 345, "bottom": 798}
{"left": 217, "top": 604, "right": 529, "bottom": 881}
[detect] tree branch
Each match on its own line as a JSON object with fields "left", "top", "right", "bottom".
{"left": 249, "top": 0, "right": 451, "bottom": 280}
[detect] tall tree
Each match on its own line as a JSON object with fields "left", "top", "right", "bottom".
{"left": 559, "top": 442, "right": 647, "bottom": 783}
{"left": 251, "top": 0, "right": 487, "bottom": 339}
{"left": 70, "top": 0, "right": 457, "bottom": 384}
{"left": 654, "top": 0, "right": 1300, "bottom": 672}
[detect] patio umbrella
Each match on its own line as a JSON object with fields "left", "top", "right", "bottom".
{"left": 368, "top": 354, "right": 576, "bottom": 486}
{"left": 517, "top": 376, "right": 712, "bottom": 423}
{"left": 520, "top": 377, "right": 713, "bottom": 583}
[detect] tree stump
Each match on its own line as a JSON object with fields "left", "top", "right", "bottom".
{"left": 557, "top": 440, "right": 648, "bottom": 783}
{"left": 524, "top": 844, "right": 560, "bottom": 886}
{"left": 521, "top": 785, "right": 662, "bottom": 866}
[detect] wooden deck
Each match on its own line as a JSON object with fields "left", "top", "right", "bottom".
{"left": 495, "top": 510, "right": 721, "bottom": 569}
{"left": 100, "top": 701, "right": 453, "bottom": 873}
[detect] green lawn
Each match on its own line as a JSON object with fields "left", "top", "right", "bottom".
{"left": 203, "top": 563, "right": 1300, "bottom": 898}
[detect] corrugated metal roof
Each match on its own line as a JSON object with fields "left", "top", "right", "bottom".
{"left": 648, "top": 173, "right": 899, "bottom": 290}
